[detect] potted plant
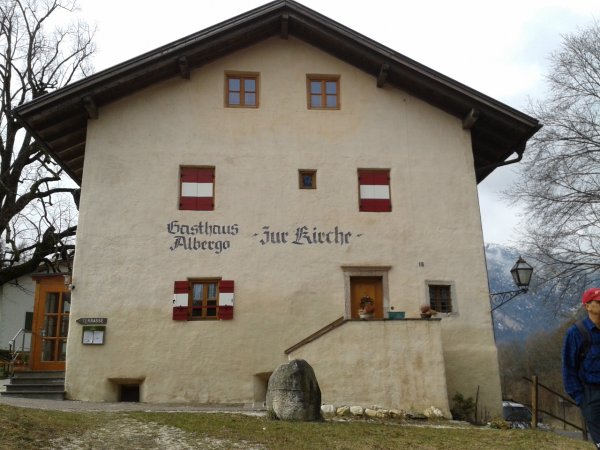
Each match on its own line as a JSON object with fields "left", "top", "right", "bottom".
{"left": 420, "top": 304, "right": 437, "bottom": 319}
{"left": 359, "top": 296, "right": 376, "bottom": 319}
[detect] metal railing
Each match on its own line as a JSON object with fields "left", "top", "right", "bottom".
{"left": 525, "top": 375, "right": 587, "bottom": 441}
{"left": 7, "top": 328, "right": 32, "bottom": 377}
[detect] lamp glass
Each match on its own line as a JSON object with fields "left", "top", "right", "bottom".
{"left": 510, "top": 257, "right": 533, "bottom": 288}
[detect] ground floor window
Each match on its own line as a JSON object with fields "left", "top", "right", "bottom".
{"left": 173, "top": 279, "right": 234, "bottom": 321}
{"left": 428, "top": 284, "right": 453, "bottom": 313}
{"left": 191, "top": 280, "right": 219, "bottom": 318}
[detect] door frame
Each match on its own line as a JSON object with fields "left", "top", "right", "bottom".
{"left": 342, "top": 266, "right": 390, "bottom": 320}
{"left": 30, "top": 275, "right": 70, "bottom": 371}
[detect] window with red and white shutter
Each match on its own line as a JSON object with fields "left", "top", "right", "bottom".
{"left": 172, "top": 279, "right": 234, "bottom": 321}
{"left": 358, "top": 169, "right": 391, "bottom": 212}
{"left": 179, "top": 166, "right": 215, "bottom": 211}
{"left": 217, "top": 280, "right": 234, "bottom": 320}
{"left": 172, "top": 281, "right": 189, "bottom": 321}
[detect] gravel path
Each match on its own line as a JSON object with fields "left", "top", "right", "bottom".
{"left": 1, "top": 393, "right": 268, "bottom": 449}
{"left": 47, "top": 416, "right": 267, "bottom": 450}
{"left": 0, "top": 393, "right": 265, "bottom": 414}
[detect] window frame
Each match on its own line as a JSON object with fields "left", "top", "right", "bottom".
{"left": 225, "top": 72, "right": 259, "bottom": 108}
{"left": 427, "top": 283, "right": 455, "bottom": 315}
{"left": 298, "top": 169, "right": 317, "bottom": 189}
{"left": 342, "top": 266, "right": 391, "bottom": 320}
{"left": 179, "top": 165, "right": 215, "bottom": 211}
{"left": 189, "top": 279, "right": 221, "bottom": 320}
{"left": 306, "top": 74, "right": 340, "bottom": 110}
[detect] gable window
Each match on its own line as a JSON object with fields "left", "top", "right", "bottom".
{"left": 179, "top": 166, "right": 215, "bottom": 211}
{"left": 173, "top": 279, "right": 234, "bottom": 321}
{"left": 357, "top": 169, "right": 391, "bottom": 212}
{"left": 225, "top": 73, "right": 258, "bottom": 107}
{"left": 299, "top": 170, "right": 317, "bottom": 189}
{"left": 307, "top": 75, "right": 339, "bottom": 109}
{"left": 428, "top": 284, "right": 453, "bottom": 313}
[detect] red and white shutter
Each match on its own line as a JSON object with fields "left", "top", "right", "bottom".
{"left": 218, "top": 280, "right": 234, "bottom": 320}
{"left": 179, "top": 167, "right": 215, "bottom": 211}
{"left": 358, "top": 170, "right": 391, "bottom": 212}
{"left": 173, "top": 281, "right": 189, "bottom": 321}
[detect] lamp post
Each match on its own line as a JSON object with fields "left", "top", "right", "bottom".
{"left": 490, "top": 256, "right": 534, "bottom": 311}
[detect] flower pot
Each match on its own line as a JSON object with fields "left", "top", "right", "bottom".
{"left": 388, "top": 311, "right": 405, "bottom": 320}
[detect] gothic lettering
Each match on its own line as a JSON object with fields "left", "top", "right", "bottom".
{"left": 167, "top": 220, "right": 239, "bottom": 236}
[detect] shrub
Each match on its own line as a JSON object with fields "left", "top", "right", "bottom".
{"left": 450, "top": 393, "right": 475, "bottom": 422}
{"left": 489, "top": 416, "right": 510, "bottom": 429}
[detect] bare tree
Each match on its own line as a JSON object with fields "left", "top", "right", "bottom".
{"left": 0, "top": 0, "right": 94, "bottom": 284}
{"left": 508, "top": 21, "right": 600, "bottom": 300}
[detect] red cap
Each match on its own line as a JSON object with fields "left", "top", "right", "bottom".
{"left": 582, "top": 288, "right": 600, "bottom": 304}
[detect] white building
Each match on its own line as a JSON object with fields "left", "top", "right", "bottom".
{"left": 14, "top": 0, "right": 540, "bottom": 416}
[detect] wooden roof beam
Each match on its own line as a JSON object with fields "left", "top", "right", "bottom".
{"left": 462, "top": 108, "right": 479, "bottom": 129}
{"left": 64, "top": 154, "right": 85, "bottom": 169}
{"left": 280, "top": 14, "right": 289, "bottom": 39}
{"left": 376, "top": 63, "right": 389, "bottom": 88}
{"left": 55, "top": 142, "right": 85, "bottom": 161}
{"left": 47, "top": 129, "right": 86, "bottom": 151}
{"left": 82, "top": 96, "right": 98, "bottom": 120}
{"left": 178, "top": 56, "right": 190, "bottom": 79}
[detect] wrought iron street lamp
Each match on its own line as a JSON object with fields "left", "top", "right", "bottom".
{"left": 490, "top": 256, "right": 534, "bottom": 311}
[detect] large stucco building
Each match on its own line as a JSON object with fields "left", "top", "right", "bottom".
{"left": 14, "top": 1, "right": 540, "bottom": 417}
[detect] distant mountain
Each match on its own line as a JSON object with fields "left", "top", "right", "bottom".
{"left": 484, "top": 244, "right": 580, "bottom": 343}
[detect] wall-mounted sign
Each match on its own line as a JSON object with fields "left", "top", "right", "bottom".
{"left": 76, "top": 318, "right": 108, "bottom": 325}
{"left": 255, "top": 225, "right": 360, "bottom": 246}
{"left": 166, "top": 220, "right": 363, "bottom": 253}
{"left": 167, "top": 220, "right": 238, "bottom": 254}
{"left": 82, "top": 325, "right": 105, "bottom": 345}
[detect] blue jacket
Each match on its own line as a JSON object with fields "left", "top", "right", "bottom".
{"left": 563, "top": 317, "right": 600, "bottom": 405}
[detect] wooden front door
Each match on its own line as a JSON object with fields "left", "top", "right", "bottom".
{"left": 31, "top": 277, "right": 70, "bottom": 371}
{"left": 350, "top": 276, "right": 383, "bottom": 319}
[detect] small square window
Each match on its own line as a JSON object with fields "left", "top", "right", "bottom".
{"left": 299, "top": 170, "right": 317, "bottom": 189}
{"left": 225, "top": 73, "right": 259, "bottom": 108}
{"left": 307, "top": 75, "right": 339, "bottom": 109}
{"left": 429, "top": 285, "right": 453, "bottom": 313}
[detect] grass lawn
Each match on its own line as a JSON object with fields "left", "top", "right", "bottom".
{"left": 0, "top": 404, "right": 590, "bottom": 449}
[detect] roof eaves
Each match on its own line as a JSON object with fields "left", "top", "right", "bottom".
{"left": 13, "top": 0, "right": 540, "bottom": 186}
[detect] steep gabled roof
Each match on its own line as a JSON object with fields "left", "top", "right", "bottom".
{"left": 14, "top": 0, "right": 540, "bottom": 184}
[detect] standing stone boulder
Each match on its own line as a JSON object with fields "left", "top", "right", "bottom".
{"left": 266, "top": 359, "right": 321, "bottom": 421}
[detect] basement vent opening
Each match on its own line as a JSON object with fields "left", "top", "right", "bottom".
{"left": 120, "top": 384, "right": 140, "bottom": 402}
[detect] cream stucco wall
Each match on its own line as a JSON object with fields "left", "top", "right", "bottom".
{"left": 67, "top": 36, "right": 501, "bottom": 416}
{"left": 288, "top": 319, "right": 450, "bottom": 416}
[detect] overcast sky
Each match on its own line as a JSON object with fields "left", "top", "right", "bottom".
{"left": 76, "top": 0, "right": 599, "bottom": 246}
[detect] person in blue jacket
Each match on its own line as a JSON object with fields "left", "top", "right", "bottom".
{"left": 563, "top": 288, "right": 600, "bottom": 448}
